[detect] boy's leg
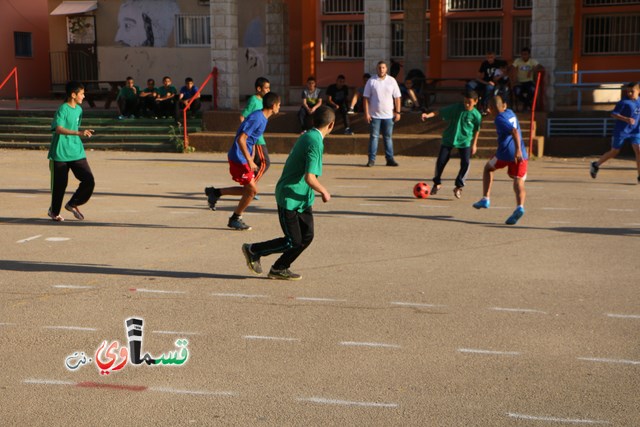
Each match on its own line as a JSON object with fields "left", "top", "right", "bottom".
{"left": 432, "top": 144, "right": 453, "bottom": 190}
{"left": 67, "top": 159, "right": 95, "bottom": 207}
{"left": 298, "top": 108, "right": 307, "bottom": 131}
{"left": 514, "top": 177, "right": 526, "bottom": 206}
{"left": 271, "top": 207, "right": 313, "bottom": 272}
{"left": 254, "top": 145, "right": 270, "bottom": 183}
{"left": 233, "top": 180, "right": 258, "bottom": 217}
{"left": 632, "top": 143, "right": 640, "bottom": 181}
{"left": 483, "top": 161, "right": 495, "bottom": 198}
{"left": 50, "top": 160, "right": 70, "bottom": 216}
{"left": 381, "top": 118, "right": 396, "bottom": 164}
{"left": 453, "top": 147, "right": 472, "bottom": 198}
{"left": 117, "top": 97, "right": 126, "bottom": 117}
{"left": 367, "top": 118, "right": 382, "bottom": 165}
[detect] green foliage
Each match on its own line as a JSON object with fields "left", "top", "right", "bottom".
{"left": 168, "top": 125, "right": 195, "bottom": 153}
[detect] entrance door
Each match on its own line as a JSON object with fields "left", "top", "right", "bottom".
{"left": 66, "top": 15, "right": 98, "bottom": 83}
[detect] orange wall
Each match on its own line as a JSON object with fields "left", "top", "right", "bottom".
{"left": 0, "top": 0, "right": 51, "bottom": 97}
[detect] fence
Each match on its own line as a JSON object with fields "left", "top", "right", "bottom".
{"left": 554, "top": 69, "right": 640, "bottom": 111}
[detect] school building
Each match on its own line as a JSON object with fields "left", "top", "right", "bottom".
{"left": 1, "top": 0, "right": 638, "bottom": 109}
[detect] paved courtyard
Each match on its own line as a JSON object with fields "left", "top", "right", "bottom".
{"left": 0, "top": 149, "right": 638, "bottom": 426}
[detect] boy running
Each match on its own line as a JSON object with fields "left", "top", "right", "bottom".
{"left": 590, "top": 82, "right": 640, "bottom": 183}
{"left": 47, "top": 81, "right": 95, "bottom": 222}
{"left": 204, "top": 92, "right": 281, "bottom": 231}
{"left": 240, "top": 77, "right": 272, "bottom": 185}
{"left": 241, "top": 106, "right": 335, "bottom": 281}
{"left": 472, "top": 95, "right": 527, "bottom": 225}
{"left": 421, "top": 91, "right": 482, "bottom": 199}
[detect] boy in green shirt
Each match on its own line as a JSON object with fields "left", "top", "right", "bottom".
{"left": 155, "top": 75, "right": 178, "bottom": 120}
{"left": 240, "top": 77, "right": 271, "bottom": 183}
{"left": 241, "top": 106, "right": 335, "bottom": 281}
{"left": 116, "top": 76, "right": 140, "bottom": 119}
{"left": 47, "top": 81, "right": 95, "bottom": 221}
{"left": 421, "top": 91, "right": 482, "bottom": 199}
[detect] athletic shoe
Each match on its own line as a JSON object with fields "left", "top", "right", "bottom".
{"left": 366, "top": 160, "right": 375, "bottom": 167}
{"left": 386, "top": 159, "right": 399, "bottom": 167}
{"left": 344, "top": 127, "right": 353, "bottom": 135}
{"left": 117, "top": 115, "right": 125, "bottom": 120}
{"left": 253, "top": 195, "right": 260, "bottom": 200}
{"left": 64, "top": 203, "right": 84, "bottom": 220}
{"left": 228, "top": 216, "right": 251, "bottom": 231}
{"left": 204, "top": 186, "right": 220, "bottom": 211}
{"left": 430, "top": 185, "right": 441, "bottom": 195}
{"left": 505, "top": 206, "right": 525, "bottom": 225}
{"left": 347, "top": 108, "right": 355, "bottom": 115}
{"left": 242, "top": 243, "right": 262, "bottom": 275}
{"left": 268, "top": 267, "right": 302, "bottom": 281}
{"left": 47, "top": 208, "right": 64, "bottom": 222}
{"left": 590, "top": 161, "right": 599, "bottom": 179}
{"left": 637, "top": 176, "right": 640, "bottom": 184}
{"left": 472, "top": 198, "right": 490, "bottom": 209}
{"left": 453, "top": 187, "right": 462, "bottom": 199}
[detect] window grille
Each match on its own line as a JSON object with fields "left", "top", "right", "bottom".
{"left": 513, "top": 17, "right": 531, "bottom": 56}
{"left": 323, "top": 22, "right": 364, "bottom": 59}
{"left": 391, "top": 0, "right": 404, "bottom": 12}
{"left": 175, "top": 15, "right": 210, "bottom": 47}
{"left": 583, "top": 14, "right": 640, "bottom": 54}
{"left": 514, "top": 0, "right": 532, "bottom": 8}
{"left": 584, "top": 0, "right": 640, "bottom": 6}
{"left": 322, "top": 0, "right": 364, "bottom": 14}
{"left": 448, "top": 19, "right": 501, "bottom": 57}
{"left": 392, "top": 22, "right": 404, "bottom": 57}
{"left": 426, "top": 19, "right": 431, "bottom": 57}
{"left": 447, "top": 0, "right": 502, "bottom": 11}
{"left": 14, "top": 32, "right": 33, "bottom": 58}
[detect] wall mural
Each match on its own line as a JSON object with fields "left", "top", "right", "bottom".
{"left": 115, "top": 0, "right": 180, "bottom": 47}
{"left": 238, "top": 0, "right": 266, "bottom": 96}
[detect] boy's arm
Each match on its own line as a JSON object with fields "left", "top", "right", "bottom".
{"left": 421, "top": 110, "right": 440, "bottom": 121}
{"left": 56, "top": 126, "right": 93, "bottom": 138}
{"left": 305, "top": 173, "right": 330, "bottom": 203}
{"left": 611, "top": 112, "right": 635, "bottom": 126}
{"left": 471, "top": 130, "right": 480, "bottom": 155}
{"left": 512, "top": 127, "right": 523, "bottom": 162}
{"left": 236, "top": 132, "right": 257, "bottom": 171}
{"left": 363, "top": 96, "right": 371, "bottom": 123}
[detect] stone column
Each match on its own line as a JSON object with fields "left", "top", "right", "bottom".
{"left": 266, "top": 0, "right": 290, "bottom": 105}
{"left": 532, "top": 0, "right": 575, "bottom": 111}
{"left": 210, "top": 0, "right": 239, "bottom": 110}
{"left": 364, "top": 0, "right": 391, "bottom": 74}
{"left": 403, "top": 0, "right": 426, "bottom": 74}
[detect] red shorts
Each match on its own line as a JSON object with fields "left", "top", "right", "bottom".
{"left": 488, "top": 157, "right": 528, "bottom": 179}
{"left": 228, "top": 160, "right": 255, "bottom": 185}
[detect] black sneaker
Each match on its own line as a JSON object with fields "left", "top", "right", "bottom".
{"left": 268, "top": 267, "right": 302, "bottom": 281}
{"left": 386, "top": 159, "right": 399, "bottom": 167}
{"left": 242, "top": 243, "right": 262, "bottom": 274}
{"left": 204, "top": 186, "right": 220, "bottom": 210}
{"left": 590, "top": 161, "right": 599, "bottom": 179}
{"left": 344, "top": 127, "right": 353, "bottom": 135}
{"left": 228, "top": 216, "right": 251, "bottom": 231}
{"left": 366, "top": 160, "right": 375, "bottom": 167}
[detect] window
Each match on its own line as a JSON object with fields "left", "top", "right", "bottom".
{"left": 323, "top": 22, "right": 364, "bottom": 59}
{"left": 513, "top": 17, "right": 531, "bottom": 56}
{"left": 583, "top": 14, "right": 640, "bottom": 54}
{"left": 175, "top": 14, "right": 210, "bottom": 47}
{"left": 322, "top": 0, "right": 364, "bottom": 14}
{"left": 392, "top": 22, "right": 404, "bottom": 58}
{"left": 448, "top": 19, "right": 501, "bottom": 57}
{"left": 584, "top": 0, "right": 640, "bottom": 6}
{"left": 447, "top": 0, "right": 502, "bottom": 11}
{"left": 391, "top": 0, "right": 404, "bottom": 12}
{"left": 514, "top": 0, "right": 532, "bottom": 8}
{"left": 14, "top": 32, "right": 33, "bottom": 58}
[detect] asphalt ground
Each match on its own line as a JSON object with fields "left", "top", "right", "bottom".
{"left": 1, "top": 149, "right": 639, "bottom": 426}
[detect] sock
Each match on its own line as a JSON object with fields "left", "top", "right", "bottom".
{"left": 230, "top": 213, "right": 240, "bottom": 220}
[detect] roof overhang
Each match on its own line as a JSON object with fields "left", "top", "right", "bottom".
{"left": 50, "top": 1, "right": 98, "bottom": 16}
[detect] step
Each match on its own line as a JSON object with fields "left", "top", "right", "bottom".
{"left": 0, "top": 133, "right": 175, "bottom": 143}
{"left": 0, "top": 141, "right": 174, "bottom": 152}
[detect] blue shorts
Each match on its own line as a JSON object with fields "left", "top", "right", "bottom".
{"left": 612, "top": 134, "right": 640, "bottom": 149}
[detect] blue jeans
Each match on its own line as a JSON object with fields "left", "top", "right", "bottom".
{"left": 368, "top": 118, "right": 395, "bottom": 162}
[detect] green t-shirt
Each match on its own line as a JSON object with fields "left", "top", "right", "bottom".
{"left": 275, "top": 128, "right": 324, "bottom": 212}
{"left": 48, "top": 102, "right": 86, "bottom": 162}
{"left": 157, "top": 85, "right": 177, "bottom": 98}
{"left": 117, "top": 85, "right": 140, "bottom": 101}
{"left": 439, "top": 103, "right": 482, "bottom": 148}
{"left": 241, "top": 95, "right": 266, "bottom": 146}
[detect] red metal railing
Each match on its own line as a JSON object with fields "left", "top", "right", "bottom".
{"left": 528, "top": 71, "right": 542, "bottom": 156}
{"left": 0, "top": 67, "right": 20, "bottom": 110}
{"left": 182, "top": 67, "right": 218, "bottom": 149}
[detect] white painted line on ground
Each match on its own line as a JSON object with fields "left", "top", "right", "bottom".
{"left": 134, "top": 288, "right": 186, "bottom": 294}
{"left": 295, "top": 297, "right": 347, "bottom": 302}
{"left": 541, "top": 207, "right": 578, "bottom": 211}
{"left": 549, "top": 221, "right": 572, "bottom": 224}
{"left": 17, "top": 235, "right": 42, "bottom": 243}
{"left": 577, "top": 357, "right": 640, "bottom": 366}
{"left": 152, "top": 330, "right": 199, "bottom": 336}
{"left": 624, "top": 223, "right": 640, "bottom": 226}
{"left": 607, "top": 208, "right": 635, "bottom": 212}
{"left": 23, "top": 379, "right": 74, "bottom": 386}
{"left": 243, "top": 335, "right": 300, "bottom": 342}
{"left": 458, "top": 348, "right": 520, "bottom": 356}
{"left": 150, "top": 387, "right": 237, "bottom": 397}
{"left": 606, "top": 313, "right": 640, "bottom": 319}
{"left": 506, "top": 412, "right": 610, "bottom": 424}
{"left": 298, "top": 396, "right": 398, "bottom": 408}
{"left": 359, "top": 203, "right": 385, "bottom": 206}
{"left": 593, "top": 188, "right": 628, "bottom": 192}
{"left": 490, "top": 307, "right": 548, "bottom": 314}
{"left": 391, "top": 301, "right": 446, "bottom": 308}
{"left": 43, "top": 326, "right": 98, "bottom": 332}
{"left": 418, "top": 205, "right": 448, "bottom": 208}
{"left": 52, "top": 285, "right": 95, "bottom": 289}
{"left": 0, "top": 323, "right": 16, "bottom": 326}
{"left": 211, "top": 293, "right": 267, "bottom": 299}
{"left": 14, "top": 195, "right": 37, "bottom": 198}
{"left": 340, "top": 341, "right": 401, "bottom": 349}
{"left": 169, "top": 211, "right": 197, "bottom": 215}
{"left": 45, "top": 237, "right": 70, "bottom": 242}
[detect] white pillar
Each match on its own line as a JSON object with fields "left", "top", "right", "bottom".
{"left": 210, "top": 0, "right": 239, "bottom": 110}
{"left": 266, "top": 0, "right": 290, "bottom": 105}
{"left": 364, "top": 0, "right": 391, "bottom": 75}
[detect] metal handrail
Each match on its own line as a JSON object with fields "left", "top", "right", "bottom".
{"left": 182, "top": 67, "right": 218, "bottom": 150}
{"left": 554, "top": 69, "right": 640, "bottom": 111}
{"left": 0, "top": 67, "right": 20, "bottom": 110}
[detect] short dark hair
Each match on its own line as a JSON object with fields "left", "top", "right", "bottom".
{"left": 307, "top": 76, "right": 316, "bottom": 82}
{"left": 521, "top": 47, "right": 531, "bottom": 54}
{"left": 491, "top": 95, "right": 506, "bottom": 109}
{"left": 337, "top": 74, "right": 345, "bottom": 80}
{"left": 185, "top": 77, "right": 194, "bottom": 83}
{"left": 126, "top": 76, "right": 133, "bottom": 81}
{"left": 625, "top": 81, "right": 639, "bottom": 89}
{"left": 262, "top": 92, "right": 280, "bottom": 109}
{"left": 65, "top": 81, "right": 84, "bottom": 99}
{"left": 162, "top": 76, "right": 171, "bottom": 81}
{"left": 377, "top": 60, "right": 387, "bottom": 67}
{"left": 464, "top": 90, "right": 479, "bottom": 101}
{"left": 254, "top": 77, "right": 269, "bottom": 90}
{"left": 147, "top": 78, "right": 155, "bottom": 84}
{"left": 313, "top": 105, "right": 335, "bottom": 128}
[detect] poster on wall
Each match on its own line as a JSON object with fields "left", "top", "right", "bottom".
{"left": 115, "top": 0, "right": 180, "bottom": 47}
{"left": 238, "top": 0, "right": 267, "bottom": 97}
{"left": 67, "top": 16, "right": 96, "bottom": 45}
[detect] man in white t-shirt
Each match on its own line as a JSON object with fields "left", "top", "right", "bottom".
{"left": 363, "top": 61, "right": 402, "bottom": 167}
{"left": 512, "top": 47, "right": 543, "bottom": 111}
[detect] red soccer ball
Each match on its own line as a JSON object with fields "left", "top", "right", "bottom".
{"left": 413, "top": 182, "right": 430, "bottom": 199}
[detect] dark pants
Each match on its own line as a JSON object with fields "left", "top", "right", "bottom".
{"left": 156, "top": 98, "right": 176, "bottom": 118}
{"left": 254, "top": 144, "right": 270, "bottom": 182}
{"left": 117, "top": 97, "right": 139, "bottom": 117}
{"left": 433, "top": 145, "right": 471, "bottom": 189}
{"left": 298, "top": 106, "right": 317, "bottom": 131}
{"left": 49, "top": 159, "right": 95, "bottom": 215}
{"left": 514, "top": 81, "right": 535, "bottom": 109}
{"left": 330, "top": 102, "right": 350, "bottom": 129}
{"left": 140, "top": 96, "right": 157, "bottom": 117}
{"left": 175, "top": 98, "right": 201, "bottom": 122}
{"left": 250, "top": 206, "right": 314, "bottom": 270}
